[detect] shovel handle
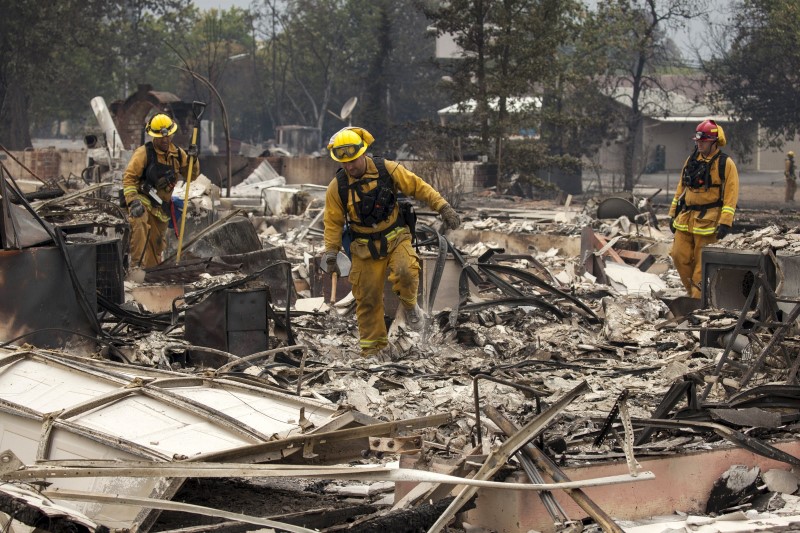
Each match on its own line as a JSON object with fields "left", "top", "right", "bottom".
{"left": 330, "top": 272, "right": 338, "bottom": 304}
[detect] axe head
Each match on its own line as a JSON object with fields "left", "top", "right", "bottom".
{"left": 320, "top": 251, "right": 351, "bottom": 277}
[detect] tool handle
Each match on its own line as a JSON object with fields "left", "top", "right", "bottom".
{"left": 330, "top": 272, "right": 338, "bottom": 304}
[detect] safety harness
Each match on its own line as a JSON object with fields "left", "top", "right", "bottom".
{"left": 678, "top": 150, "right": 729, "bottom": 219}
{"left": 336, "top": 157, "right": 416, "bottom": 260}
{"left": 140, "top": 142, "right": 184, "bottom": 234}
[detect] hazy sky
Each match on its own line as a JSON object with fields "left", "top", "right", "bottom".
{"left": 190, "top": 0, "right": 731, "bottom": 60}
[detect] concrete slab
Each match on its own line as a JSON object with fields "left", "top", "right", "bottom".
{"left": 399, "top": 441, "right": 800, "bottom": 533}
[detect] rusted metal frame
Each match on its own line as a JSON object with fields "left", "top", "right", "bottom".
{"left": 368, "top": 435, "right": 423, "bottom": 457}
{"left": 516, "top": 445, "right": 570, "bottom": 526}
{"left": 700, "top": 271, "right": 762, "bottom": 401}
{"left": 427, "top": 380, "right": 591, "bottom": 533}
{"left": 43, "top": 350, "right": 149, "bottom": 384}
{"left": 478, "top": 263, "right": 600, "bottom": 323}
{"left": 739, "top": 300, "right": 800, "bottom": 390}
{"left": 39, "top": 350, "right": 166, "bottom": 381}
{"left": 193, "top": 413, "right": 452, "bottom": 463}
{"left": 0, "top": 350, "right": 36, "bottom": 369}
{"left": 5, "top": 460, "right": 390, "bottom": 479}
{"left": 485, "top": 405, "right": 624, "bottom": 533}
{"left": 214, "top": 344, "right": 306, "bottom": 375}
{"left": 392, "top": 447, "right": 480, "bottom": 511}
{"left": 41, "top": 488, "right": 319, "bottom": 533}
{"left": 6, "top": 456, "right": 654, "bottom": 490}
{"left": 635, "top": 380, "right": 697, "bottom": 446}
{"left": 460, "top": 297, "right": 565, "bottom": 319}
{"left": 633, "top": 418, "right": 800, "bottom": 467}
{"left": 594, "top": 389, "right": 629, "bottom": 447}
{"left": 0, "top": 398, "right": 43, "bottom": 421}
{"left": 472, "top": 373, "right": 547, "bottom": 446}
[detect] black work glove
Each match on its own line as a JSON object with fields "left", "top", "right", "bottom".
{"left": 439, "top": 204, "right": 461, "bottom": 230}
{"left": 669, "top": 218, "right": 676, "bottom": 234}
{"left": 716, "top": 224, "right": 731, "bottom": 239}
{"left": 155, "top": 169, "right": 177, "bottom": 190}
{"left": 186, "top": 144, "right": 199, "bottom": 159}
{"left": 323, "top": 251, "right": 340, "bottom": 276}
{"left": 129, "top": 199, "right": 145, "bottom": 218}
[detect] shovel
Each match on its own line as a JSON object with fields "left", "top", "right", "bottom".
{"left": 320, "top": 251, "right": 351, "bottom": 308}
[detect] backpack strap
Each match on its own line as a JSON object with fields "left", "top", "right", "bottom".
{"left": 717, "top": 152, "right": 728, "bottom": 207}
{"left": 335, "top": 167, "right": 349, "bottom": 220}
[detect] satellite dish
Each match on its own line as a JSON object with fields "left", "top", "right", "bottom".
{"left": 340, "top": 97, "right": 358, "bottom": 120}
{"left": 327, "top": 96, "right": 358, "bottom": 126}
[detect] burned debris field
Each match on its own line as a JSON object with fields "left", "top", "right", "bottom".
{"left": 3, "top": 136, "right": 800, "bottom": 532}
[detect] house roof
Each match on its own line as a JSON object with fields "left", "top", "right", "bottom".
{"left": 438, "top": 96, "right": 541, "bottom": 116}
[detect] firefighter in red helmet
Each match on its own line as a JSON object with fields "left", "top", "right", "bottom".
{"left": 668, "top": 119, "right": 739, "bottom": 298}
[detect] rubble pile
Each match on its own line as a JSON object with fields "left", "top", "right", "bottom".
{"left": 5, "top": 153, "right": 800, "bottom": 532}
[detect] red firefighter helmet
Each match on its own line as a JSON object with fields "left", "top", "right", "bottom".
{"left": 693, "top": 119, "right": 726, "bottom": 146}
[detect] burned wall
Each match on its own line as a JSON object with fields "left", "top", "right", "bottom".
{"left": 1, "top": 148, "right": 86, "bottom": 185}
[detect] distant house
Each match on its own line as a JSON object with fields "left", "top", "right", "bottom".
{"left": 597, "top": 76, "right": 797, "bottom": 173}
{"left": 435, "top": 73, "right": 798, "bottom": 175}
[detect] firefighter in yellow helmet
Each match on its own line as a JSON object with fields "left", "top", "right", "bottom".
{"left": 122, "top": 113, "right": 199, "bottom": 269}
{"left": 668, "top": 119, "right": 739, "bottom": 298}
{"left": 785, "top": 150, "right": 796, "bottom": 203}
{"left": 322, "top": 127, "right": 461, "bottom": 359}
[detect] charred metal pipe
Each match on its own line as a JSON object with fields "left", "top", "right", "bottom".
{"left": 485, "top": 405, "right": 625, "bottom": 533}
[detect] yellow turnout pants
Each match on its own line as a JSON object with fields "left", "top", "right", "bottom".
{"left": 129, "top": 210, "right": 169, "bottom": 269}
{"left": 670, "top": 230, "right": 717, "bottom": 298}
{"left": 348, "top": 228, "right": 419, "bottom": 355}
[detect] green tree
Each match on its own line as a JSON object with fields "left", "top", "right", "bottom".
{"left": 706, "top": 0, "right": 800, "bottom": 148}
{"left": 173, "top": 7, "right": 259, "bottom": 142}
{"left": 0, "top": 0, "right": 114, "bottom": 148}
{"left": 421, "top": 0, "right": 589, "bottom": 188}
{"left": 0, "top": 0, "right": 197, "bottom": 149}
{"left": 585, "top": 0, "right": 706, "bottom": 191}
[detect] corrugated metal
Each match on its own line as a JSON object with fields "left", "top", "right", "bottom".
{"left": 0, "top": 348, "right": 339, "bottom": 531}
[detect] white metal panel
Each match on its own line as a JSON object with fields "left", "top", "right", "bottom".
{"left": 165, "top": 386, "right": 336, "bottom": 435}
{"left": 47, "top": 427, "right": 161, "bottom": 530}
{"left": 71, "top": 395, "right": 255, "bottom": 456}
{"left": 0, "top": 359, "right": 119, "bottom": 413}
